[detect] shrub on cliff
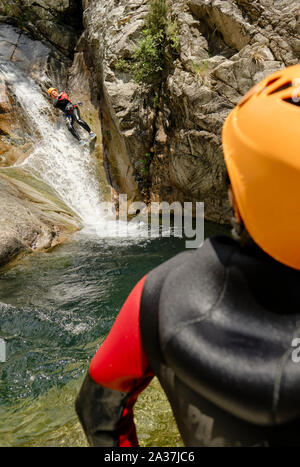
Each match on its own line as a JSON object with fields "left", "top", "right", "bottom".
{"left": 115, "top": 0, "right": 179, "bottom": 84}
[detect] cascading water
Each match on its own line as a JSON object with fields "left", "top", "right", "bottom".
{"left": 0, "top": 62, "right": 146, "bottom": 239}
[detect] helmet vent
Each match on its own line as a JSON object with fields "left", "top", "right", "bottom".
{"left": 283, "top": 97, "right": 300, "bottom": 107}
{"left": 257, "top": 76, "right": 281, "bottom": 96}
{"left": 268, "top": 82, "right": 292, "bottom": 95}
{"left": 266, "top": 77, "right": 281, "bottom": 87}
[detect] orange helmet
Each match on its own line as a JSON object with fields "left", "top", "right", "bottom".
{"left": 47, "top": 87, "right": 58, "bottom": 96}
{"left": 222, "top": 64, "right": 300, "bottom": 270}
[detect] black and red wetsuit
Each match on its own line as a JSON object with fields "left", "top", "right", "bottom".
{"left": 75, "top": 235, "right": 300, "bottom": 447}
{"left": 53, "top": 92, "right": 74, "bottom": 114}
{"left": 53, "top": 92, "right": 91, "bottom": 141}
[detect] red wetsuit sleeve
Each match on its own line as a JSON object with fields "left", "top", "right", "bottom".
{"left": 89, "top": 275, "right": 154, "bottom": 447}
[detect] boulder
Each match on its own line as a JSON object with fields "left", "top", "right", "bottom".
{"left": 0, "top": 167, "right": 80, "bottom": 267}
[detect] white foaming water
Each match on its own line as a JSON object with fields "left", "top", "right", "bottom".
{"left": 0, "top": 63, "right": 147, "bottom": 239}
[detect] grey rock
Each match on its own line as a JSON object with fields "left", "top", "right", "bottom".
{"left": 81, "top": 0, "right": 300, "bottom": 223}
{"left": 0, "top": 23, "right": 70, "bottom": 88}
{"left": 36, "top": 20, "right": 77, "bottom": 54}
{"left": 0, "top": 168, "right": 80, "bottom": 267}
{"left": 0, "top": 0, "right": 82, "bottom": 57}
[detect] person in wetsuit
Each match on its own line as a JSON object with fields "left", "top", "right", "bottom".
{"left": 47, "top": 88, "right": 96, "bottom": 144}
{"left": 75, "top": 64, "right": 300, "bottom": 447}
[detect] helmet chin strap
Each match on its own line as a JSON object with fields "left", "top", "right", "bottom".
{"left": 231, "top": 216, "right": 243, "bottom": 242}
{"left": 231, "top": 215, "right": 256, "bottom": 248}
{"left": 228, "top": 186, "right": 241, "bottom": 222}
{"left": 228, "top": 187, "right": 253, "bottom": 246}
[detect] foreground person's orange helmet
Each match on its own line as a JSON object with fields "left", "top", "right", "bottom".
{"left": 222, "top": 64, "right": 300, "bottom": 270}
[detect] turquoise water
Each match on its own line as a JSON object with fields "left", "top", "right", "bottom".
{"left": 0, "top": 223, "right": 229, "bottom": 446}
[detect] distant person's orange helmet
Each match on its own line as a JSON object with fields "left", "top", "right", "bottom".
{"left": 222, "top": 64, "right": 300, "bottom": 270}
{"left": 47, "top": 87, "right": 58, "bottom": 97}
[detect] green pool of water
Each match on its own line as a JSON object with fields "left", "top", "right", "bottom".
{"left": 0, "top": 222, "right": 229, "bottom": 447}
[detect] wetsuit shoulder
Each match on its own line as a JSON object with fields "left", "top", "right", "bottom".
{"left": 59, "top": 91, "right": 71, "bottom": 101}
{"left": 141, "top": 235, "right": 236, "bottom": 324}
{"left": 140, "top": 236, "right": 233, "bottom": 372}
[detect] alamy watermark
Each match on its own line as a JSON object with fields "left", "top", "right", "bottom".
{"left": 292, "top": 338, "right": 300, "bottom": 363}
{"left": 93, "top": 195, "right": 204, "bottom": 249}
{"left": 0, "top": 338, "right": 6, "bottom": 363}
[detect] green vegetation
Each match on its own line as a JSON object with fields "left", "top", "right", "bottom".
{"left": 137, "top": 152, "right": 152, "bottom": 174}
{"left": 0, "top": 0, "right": 16, "bottom": 16}
{"left": 115, "top": 0, "right": 179, "bottom": 84}
{"left": 115, "top": 1, "right": 178, "bottom": 186}
{"left": 115, "top": 58, "right": 132, "bottom": 74}
{"left": 153, "top": 91, "right": 160, "bottom": 108}
{"left": 191, "top": 59, "right": 210, "bottom": 77}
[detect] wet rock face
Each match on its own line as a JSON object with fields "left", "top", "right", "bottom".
{"left": 0, "top": 21, "right": 71, "bottom": 86}
{"left": 0, "top": 74, "right": 33, "bottom": 166}
{"left": 0, "top": 169, "right": 80, "bottom": 267}
{"left": 81, "top": 0, "right": 151, "bottom": 202}
{"left": 81, "top": 0, "right": 300, "bottom": 223}
{"left": 0, "top": 21, "right": 71, "bottom": 167}
{"left": 0, "top": 19, "right": 101, "bottom": 165}
{"left": 0, "top": 8, "right": 89, "bottom": 266}
{"left": 0, "top": 0, "right": 83, "bottom": 57}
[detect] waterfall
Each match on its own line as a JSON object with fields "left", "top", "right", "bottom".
{"left": 0, "top": 63, "right": 147, "bottom": 240}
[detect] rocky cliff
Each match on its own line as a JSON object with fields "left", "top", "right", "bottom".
{"left": 80, "top": 0, "right": 300, "bottom": 223}
{"left": 1, "top": 0, "right": 299, "bottom": 231}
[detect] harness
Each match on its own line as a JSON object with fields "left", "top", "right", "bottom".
{"left": 55, "top": 92, "right": 77, "bottom": 115}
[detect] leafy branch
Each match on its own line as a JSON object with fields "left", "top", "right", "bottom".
{"left": 115, "top": 0, "right": 179, "bottom": 84}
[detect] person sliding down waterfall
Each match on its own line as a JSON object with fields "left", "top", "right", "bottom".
{"left": 47, "top": 88, "right": 96, "bottom": 145}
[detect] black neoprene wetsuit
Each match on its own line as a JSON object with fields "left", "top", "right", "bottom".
{"left": 76, "top": 235, "right": 300, "bottom": 447}
{"left": 53, "top": 92, "right": 91, "bottom": 141}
